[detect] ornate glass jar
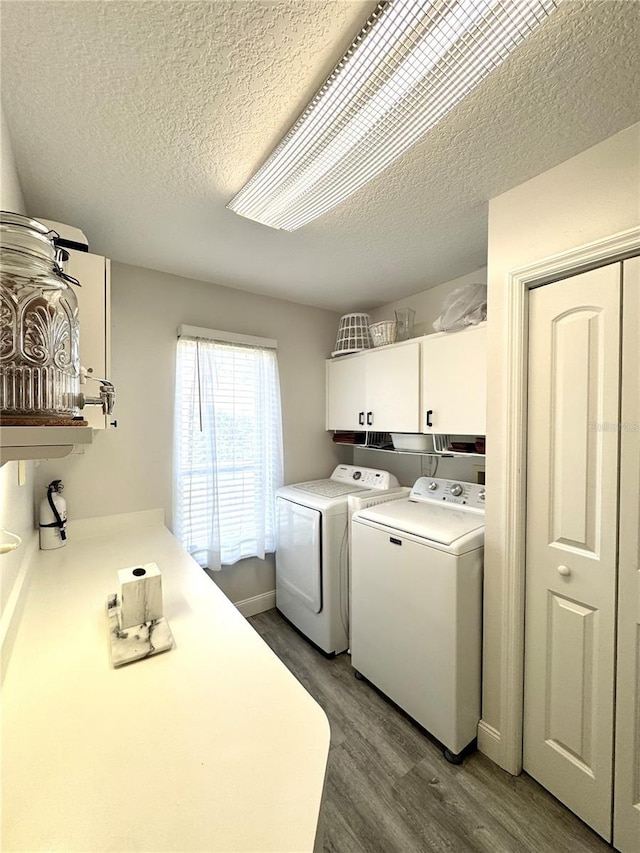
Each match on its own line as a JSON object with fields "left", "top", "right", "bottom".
{"left": 1, "top": 213, "right": 81, "bottom": 422}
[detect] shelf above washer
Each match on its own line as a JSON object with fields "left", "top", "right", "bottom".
{"left": 359, "top": 446, "right": 485, "bottom": 459}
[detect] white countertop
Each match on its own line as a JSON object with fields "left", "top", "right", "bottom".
{"left": 1, "top": 511, "right": 330, "bottom": 852}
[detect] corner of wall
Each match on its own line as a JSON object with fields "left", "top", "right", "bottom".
{"left": 1, "top": 103, "right": 26, "bottom": 214}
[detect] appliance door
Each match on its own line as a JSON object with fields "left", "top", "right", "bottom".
{"left": 276, "top": 498, "right": 322, "bottom": 613}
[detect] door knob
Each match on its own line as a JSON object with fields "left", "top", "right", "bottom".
{"left": 557, "top": 565, "right": 571, "bottom": 577}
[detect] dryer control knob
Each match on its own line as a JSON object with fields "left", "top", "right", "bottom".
{"left": 428, "top": 481, "right": 438, "bottom": 491}
{"left": 450, "top": 483, "right": 463, "bottom": 497}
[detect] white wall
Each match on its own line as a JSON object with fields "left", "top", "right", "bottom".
{"left": 36, "top": 262, "right": 343, "bottom": 604}
{"left": 368, "top": 268, "right": 487, "bottom": 335}
{"left": 483, "top": 121, "right": 640, "bottom": 768}
{"left": 0, "top": 104, "right": 34, "bottom": 623}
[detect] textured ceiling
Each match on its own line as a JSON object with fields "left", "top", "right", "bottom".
{"left": 1, "top": 0, "right": 639, "bottom": 312}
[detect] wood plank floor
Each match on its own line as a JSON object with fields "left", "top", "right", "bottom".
{"left": 248, "top": 609, "right": 612, "bottom": 853}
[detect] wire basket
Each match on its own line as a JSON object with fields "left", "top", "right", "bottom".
{"left": 432, "top": 434, "right": 453, "bottom": 453}
{"left": 332, "top": 313, "right": 373, "bottom": 356}
{"left": 369, "top": 320, "right": 397, "bottom": 347}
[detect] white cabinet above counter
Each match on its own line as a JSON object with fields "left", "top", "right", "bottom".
{"left": 326, "top": 324, "right": 487, "bottom": 438}
{"left": 68, "top": 249, "right": 112, "bottom": 431}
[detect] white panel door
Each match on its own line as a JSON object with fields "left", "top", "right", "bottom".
{"left": 524, "top": 264, "right": 621, "bottom": 841}
{"left": 614, "top": 256, "right": 640, "bottom": 853}
{"left": 275, "top": 498, "right": 322, "bottom": 613}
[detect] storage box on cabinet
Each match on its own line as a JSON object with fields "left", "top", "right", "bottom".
{"left": 421, "top": 324, "right": 486, "bottom": 436}
{"left": 67, "top": 249, "right": 112, "bottom": 430}
{"left": 326, "top": 340, "right": 421, "bottom": 433}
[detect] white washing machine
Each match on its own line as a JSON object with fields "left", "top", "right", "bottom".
{"left": 275, "top": 464, "right": 400, "bottom": 655}
{"left": 350, "top": 476, "right": 485, "bottom": 762}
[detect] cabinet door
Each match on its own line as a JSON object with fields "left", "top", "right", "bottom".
{"left": 326, "top": 355, "right": 366, "bottom": 430}
{"left": 66, "top": 250, "right": 111, "bottom": 430}
{"left": 365, "top": 341, "right": 420, "bottom": 432}
{"left": 421, "top": 324, "right": 486, "bottom": 434}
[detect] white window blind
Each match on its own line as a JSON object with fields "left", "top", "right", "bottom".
{"left": 173, "top": 334, "right": 284, "bottom": 570}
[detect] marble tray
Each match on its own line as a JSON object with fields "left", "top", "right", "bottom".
{"left": 106, "top": 594, "right": 174, "bottom": 668}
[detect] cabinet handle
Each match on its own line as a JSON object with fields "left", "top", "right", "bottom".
{"left": 426, "top": 409, "right": 433, "bottom": 428}
{"left": 366, "top": 411, "right": 373, "bottom": 426}
{"left": 358, "top": 411, "right": 365, "bottom": 426}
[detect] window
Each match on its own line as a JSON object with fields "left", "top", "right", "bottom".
{"left": 173, "top": 327, "right": 284, "bottom": 570}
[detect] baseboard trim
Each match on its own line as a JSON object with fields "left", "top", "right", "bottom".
{"left": 235, "top": 590, "right": 276, "bottom": 618}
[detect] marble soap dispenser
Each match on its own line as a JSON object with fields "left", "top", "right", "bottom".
{"left": 118, "top": 563, "right": 163, "bottom": 629}
{"left": 106, "top": 561, "right": 174, "bottom": 667}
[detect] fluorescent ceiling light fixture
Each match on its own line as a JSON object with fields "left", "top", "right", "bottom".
{"left": 228, "top": 0, "right": 563, "bottom": 231}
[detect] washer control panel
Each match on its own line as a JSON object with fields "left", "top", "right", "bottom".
{"left": 410, "top": 477, "right": 486, "bottom": 511}
{"left": 331, "top": 464, "right": 399, "bottom": 490}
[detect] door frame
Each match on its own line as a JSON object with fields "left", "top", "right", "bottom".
{"left": 493, "top": 225, "right": 640, "bottom": 775}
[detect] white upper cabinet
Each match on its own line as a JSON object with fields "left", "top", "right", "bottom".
{"left": 325, "top": 353, "right": 367, "bottom": 430}
{"left": 421, "top": 324, "right": 486, "bottom": 435}
{"left": 365, "top": 341, "right": 421, "bottom": 432}
{"left": 326, "top": 340, "right": 421, "bottom": 433}
{"left": 326, "top": 325, "right": 487, "bottom": 439}
{"left": 67, "top": 249, "right": 112, "bottom": 429}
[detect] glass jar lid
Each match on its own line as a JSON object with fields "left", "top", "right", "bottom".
{"left": 0, "top": 210, "right": 55, "bottom": 235}
{"left": 0, "top": 245, "right": 79, "bottom": 289}
{"left": 0, "top": 222, "right": 59, "bottom": 263}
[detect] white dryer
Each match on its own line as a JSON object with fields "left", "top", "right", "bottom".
{"left": 350, "top": 476, "right": 485, "bottom": 762}
{"left": 275, "top": 465, "right": 400, "bottom": 655}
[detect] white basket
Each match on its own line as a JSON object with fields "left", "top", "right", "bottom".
{"left": 391, "top": 433, "right": 433, "bottom": 451}
{"left": 332, "top": 313, "right": 372, "bottom": 356}
{"left": 369, "top": 320, "right": 397, "bottom": 347}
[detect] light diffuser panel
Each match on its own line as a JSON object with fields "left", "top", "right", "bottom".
{"left": 228, "top": 0, "right": 563, "bottom": 230}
